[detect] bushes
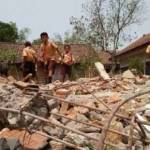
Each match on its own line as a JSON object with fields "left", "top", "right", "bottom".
{"left": 0, "top": 49, "right": 17, "bottom": 62}
{"left": 70, "top": 56, "right": 100, "bottom": 80}
{"left": 128, "top": 57, "right": 143, "bottom": 74}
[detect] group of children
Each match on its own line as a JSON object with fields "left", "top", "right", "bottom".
{"left": 22, "top": 32, "right": 74, "bottom": 83}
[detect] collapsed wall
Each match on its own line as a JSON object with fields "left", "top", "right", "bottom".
{"left": 0, "top": 71, "right": 150, "bottom": 150}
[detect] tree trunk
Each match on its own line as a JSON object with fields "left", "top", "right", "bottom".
{"left": 110, "top": 51, "right": 117, "bottom": 75}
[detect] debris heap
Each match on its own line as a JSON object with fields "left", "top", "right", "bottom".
{"left": 0, "top": 70, "right": 150, "bottom": 150}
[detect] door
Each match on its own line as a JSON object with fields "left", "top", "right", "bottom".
{"left": 145, "top": 61, "right": 150, "bottom": 75}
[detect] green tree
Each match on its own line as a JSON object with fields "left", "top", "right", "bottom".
{"left": 32, "top": 38, "right": 41, "bottom": 44}
{"left": 0, "top": 21, "right": 18, "bottom": 42}
{"left": 70, "top": 0, "right": 144, "bottom": 72}
{"left": 53, "top": 33, "right": 63, "bottom": 43}
{"left": 0, "top": 49, "right": 17, "bottom": 62}
{"left": 0, "top": 21, "right": 30, "bottom": 43}
{"left": 17, "top": 27, "right": 31, "bottom": 43}
{"left": 70, "top": 0, "right": 144, "bottom": 51}
{"left": 129, "top": 57, "right": 143, "bottom": 73}
{"left": 64, "top": 31, "right": 86, "bottom": 43}
{"left": 52, "top": 31, "right": 84, "bottom": 43}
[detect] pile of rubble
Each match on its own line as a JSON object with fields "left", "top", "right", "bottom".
{"left": 0, "top": 69, "right": 150, "bottom": 150}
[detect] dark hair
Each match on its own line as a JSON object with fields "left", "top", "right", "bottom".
{"left": 24, "top": 41, "right": 32, "bottom": 47}
{"left": 40, "top": 32, "right": 48, "bottom": 38}
{"left": 64, "top": 44, "right": 71, "bottom": 49}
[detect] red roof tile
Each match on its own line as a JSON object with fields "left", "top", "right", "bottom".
{"left": 0, "top": 42, "right": 97, "bottom": 63}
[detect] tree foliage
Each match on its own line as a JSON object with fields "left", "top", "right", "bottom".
{"left": 32, "top": 38, "right": 41, "bottom": 44}
{"left": 64, "top": 30, "right": 87, "bottom": 43}
{"left": 70, "top": 0, "right": 144, "bottom": 51}
{"left": 52, "top": 31, "right": 86, "bottom": 44}
{"left": 53, "top": 33, "right": 63, "bottom": 43}
{"left": 0, "top": 21, "right": 30, "bottom": 43}
{"left": 129, "top": 57, "right": 143, "bottom": 73}
{"left": 0, "top": 21, "right": 18, "bottom": 42}
{"left": 0, "top": 49, "right": 17, "bottom": 62}
{"left": 17, "top": 27, "right": 31, "bottom": 43}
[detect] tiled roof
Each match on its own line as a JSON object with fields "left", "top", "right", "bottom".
{"left": 0, "top": 42, "right": 97, "bottom": 63}
{"left": 117, "top": 33, "right": 150, "bottom": 56}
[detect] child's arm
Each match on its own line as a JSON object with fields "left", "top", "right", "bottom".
{"left": 52, "top": 42, "right": 63, "bottom": 59}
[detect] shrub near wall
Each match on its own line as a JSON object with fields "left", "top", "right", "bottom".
{"left": 71, "top": 56, "right": 100, "bottom": 79}
{"left": 128, "top": 57, "right": 144, "bottom": 74}
{"left": 0, "top": 49, "right": 17, "bottom": 63}
{"left": 0, "top": 49, "right": 22, "bottom": 79}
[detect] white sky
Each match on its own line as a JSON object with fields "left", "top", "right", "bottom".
{"left": 0, "top": 0, "right": 150, "bottom": 42}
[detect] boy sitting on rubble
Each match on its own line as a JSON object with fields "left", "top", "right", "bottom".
{"left": 22, "top": 41, "right": 37, "bottom": 80}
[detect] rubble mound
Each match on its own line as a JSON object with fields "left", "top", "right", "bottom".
{"left": 0, "top": 73, "right": 150, "bottom": 150}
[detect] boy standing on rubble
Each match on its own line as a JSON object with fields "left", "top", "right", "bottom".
{"left": 61, "top": 44, "right": 74, "bottom": 82}
{"left": 40, "top": 32, "right": 62, "bottom": 83}
{"left": 22, "top": 41, "right": 37, "bottom": 79}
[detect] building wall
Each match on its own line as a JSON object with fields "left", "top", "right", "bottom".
{"left": 0, "top": 42, "right": 97, "bottom": 63}
{"left": 116, "top": 44, "right": 150, "bottom": 74}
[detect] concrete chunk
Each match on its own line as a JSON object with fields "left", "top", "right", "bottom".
{"left": 95, "top": 62, "right": 110, "bottom": 80}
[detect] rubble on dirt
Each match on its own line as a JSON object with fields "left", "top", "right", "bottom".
{"left": 0, "top": 70, "right": 150, "bottom": 150}
{"left": 0, "top": 129, "right": 48, "bottom": 150}
{"left": 122, "top": 69, "right": 135, "bottom": 79}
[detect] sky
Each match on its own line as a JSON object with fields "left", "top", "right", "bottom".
{"left": 0, "top": 0, "right": 150, "bottom": 42}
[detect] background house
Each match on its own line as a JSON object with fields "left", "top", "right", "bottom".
{"left": 0, "top": 42, "right": 98, "bottom": 82}
{"left": 97, "top": 51, "right": 112, "bottom": 72}
{"left": 116, "top": 34, "right": 150, "bottom": 74}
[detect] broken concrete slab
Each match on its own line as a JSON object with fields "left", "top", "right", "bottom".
{"left": 0, "top": 76, "right": 8, "bottom": 84}
{"left": 7, "top": 76, "right": 16, "bottom": 83}
{"left": 6, "top": 138, "right": 23, "bottom": 150}
{"left": 43, "top": 126, "right": 64, "bottom": 138}
{"left": 59, "top": 103, "right": 69, "bottom": 114}
{"left": 76, "top": 113, "right": 89, "bottom": 122}
{"left": 89, "top": 111, "right": 104, "bottom": 122}
{"left": 144, "top": 110, "right": 150, "bottom": 120}
{"left": 64, "top": 132, "right": 88, "bottom": 146}
{"left": 55, "top": 89, "right": 71, "bottom": 95}
{"left": 95, "top": 62, "right": 110, "bottom": 80}
{"left": 50, "top": 140, "right": 64, "bottom": 150}
{"left": 47, "top": 99, "right": 59, "bottom": 111}
{"left": 122, "top": 70, "right": 135, "bottom": 79}
{"left": 14, "top": 81, "right": 29, "bottom": 89}
{"left": 107, "top": 121, "right": 124, "bottom": 144}
{"left": 135, "top": 77, "right": 145, "bottom": 85}
{"left": 0, "top": 129, "right": 49, "bottom": 150}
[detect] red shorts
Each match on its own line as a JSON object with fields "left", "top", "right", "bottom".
{"left": 45, "top": 60, "right": 56, "bottom": 75}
